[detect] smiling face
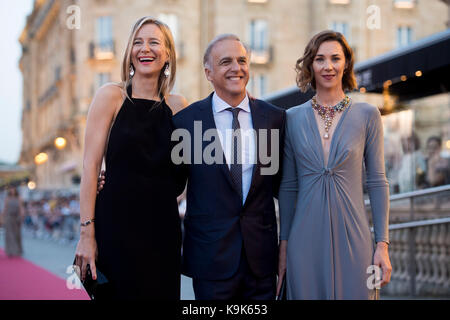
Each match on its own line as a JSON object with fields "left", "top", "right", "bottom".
{"left": 205, "top": 39, "right": 249, "bottom": 104}
{"left": 312, "top": 40, "right": 347, "bottom": 92}
{"left": 131, "top": 23, "right": 168, "bottom": 78}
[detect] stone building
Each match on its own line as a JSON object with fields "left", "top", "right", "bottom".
{"left": 19, "top": 0, "right": 448, "bottom": 189}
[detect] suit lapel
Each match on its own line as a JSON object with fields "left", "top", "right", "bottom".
{"left": 197, "top": 93, "right": 237, "bottom": 194}
{"left": 243, "top": 98, "right": 267, "bottom": 208}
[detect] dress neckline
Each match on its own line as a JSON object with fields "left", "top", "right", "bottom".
{"left": 126, "top": 84, "right": 173, "bottom": 117}
{"left": 127, "top": 84, "right": 164, "bottom": 103}
{"left": 308, "top": 99, "right": 352, "bottom": 168}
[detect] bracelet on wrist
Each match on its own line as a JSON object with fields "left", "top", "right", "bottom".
{"left": 80, "top": 218, "right": 95, "bottom": 227}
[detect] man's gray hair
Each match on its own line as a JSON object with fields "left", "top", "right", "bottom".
{"left": 203, "top": 34, "right": 251, "bottom": 68}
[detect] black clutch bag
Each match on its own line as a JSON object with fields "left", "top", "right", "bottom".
{"left": 73, "top": 259, "right": 110, "bottom": 300}
{"left": 276, "top": 276, "right": 287, "bottom": 300}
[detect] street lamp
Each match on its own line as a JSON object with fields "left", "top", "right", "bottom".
{"left": 54, "top": 137, "right": 67, "bottom": 149}
{"left": 27, "top": 181, "right": 36, "bottom": 190}
{"left": 34, "top": 152, "right": 48, "bottom": 165}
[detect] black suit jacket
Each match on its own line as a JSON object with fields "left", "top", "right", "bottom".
{"left": 172, "top": 93, "right": 286, "bottom": 280}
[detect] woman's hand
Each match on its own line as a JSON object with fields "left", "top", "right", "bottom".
{"left": 373, "top": 241, "right": 392, "bottom": 287}
{"left": 75, "top": 229, "right": 98, "bottom": 281}
{"left": 276, "top": 240, "right": 287, "bottom": 296}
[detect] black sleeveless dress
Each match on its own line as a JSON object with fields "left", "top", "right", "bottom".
{"left": 94, "top": 85, "right": 182, "bottom": 299}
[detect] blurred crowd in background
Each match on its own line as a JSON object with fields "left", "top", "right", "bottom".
{"left": 21, "top": 195, "right": 80, "bottom": 244}
{"left": 0, "top": 190, "right": 188, "bottom": 246}
{"left": 385, "top": 134, "right": 450, "bottom": 194}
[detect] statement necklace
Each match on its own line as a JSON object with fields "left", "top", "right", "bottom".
{"left": 311, "top": 95, "right": 351, "bottom": 139}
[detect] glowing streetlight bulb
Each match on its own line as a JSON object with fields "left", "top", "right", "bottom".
{"left": 54, "top": 137, "right": 67, "bottom": 149}
{"left": 27, "top": 181, "right": 36, "bottom": 190}
{"left": 34, "top": 152, "right": 48, "bottom": 165}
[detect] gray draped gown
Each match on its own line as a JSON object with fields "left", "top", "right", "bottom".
{"left": 279, "top": 100, "right": 390, "bottom": 300}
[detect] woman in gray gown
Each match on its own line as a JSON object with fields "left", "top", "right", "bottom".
{"left": 277, "top": 30, "right": 392, "bottom": 299}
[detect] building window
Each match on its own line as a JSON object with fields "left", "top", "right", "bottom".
{"left": 250, "top": 19, "right": 268, "bottom": 52}
{"left": 96, "top": 73, "right": 110, "bottom": 90}
{"left": 158, "top": 13, "right": 178, "bottom": 44}
{"left": 248, "top": 74, "right": 268, "bottom": 98}
{"left": 397, "top": 26, "right": 413, "bottom": 47}
{"left": 96, "top": 16, "right": 113, "bottom": 52}
{"left": 90, "top": 16, "right": 114, "bottom": 60}
{"left": 394, "top": 0, "right": 415, "bottom": 9}
{"left": 248, "top": 19, "right": 272, "bottom": 64}
{"left": 259, "top": 74, "right": 267, "bottom": 97}
{"left": 158, "top": 14, "right": 183, "bottom": 58}
{"left": 330, "top": 22, "right": 350, "bottom": 41}
{"left": 54, "top": 66, "right": 61, "bottom": 82}
{"left": 70, "top": 47, "right": 76, "bottom": 64}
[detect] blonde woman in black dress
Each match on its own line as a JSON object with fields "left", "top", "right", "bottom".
{"left": 74, "top": 17, "right": 187, "bottom": 299}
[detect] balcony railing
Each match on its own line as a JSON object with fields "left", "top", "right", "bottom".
{"left": 89, "top": 40, "right": 115, "bottom": 60}
{"left": 329, "top": 0, "right": 351, "bottom": 4}
{"left": 366, "top": 184, "right": 450, "bottom": 297}
{"left": 250, "top": 46, "right": 273, "bottom": 65}
{"left": 394, "top": 0, "right": 415, "bottom": 9}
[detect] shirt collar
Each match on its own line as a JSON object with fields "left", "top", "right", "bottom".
{"left": 212, "top": 92, "right": 250, "bottom": 114}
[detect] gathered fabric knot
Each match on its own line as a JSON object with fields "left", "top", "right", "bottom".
{"left": 321, "top": 168, "right": 334, "bottom": 176}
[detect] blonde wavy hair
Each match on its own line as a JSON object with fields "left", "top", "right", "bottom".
{"left": 295, "top": 30, "right": 357, "bottom": 93}
{"left": 120, "top": 16, "right": 176, "bottom": 100}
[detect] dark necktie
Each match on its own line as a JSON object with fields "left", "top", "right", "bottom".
{"left": 226, "top": 107, "right": 242, "bottom": 200}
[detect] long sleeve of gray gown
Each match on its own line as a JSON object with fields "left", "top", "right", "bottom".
{"left": 278, "top": 114, "right": 298, "bottom": 241}
{"left": 364, "top": 107, "right": 390, "bottom": 244}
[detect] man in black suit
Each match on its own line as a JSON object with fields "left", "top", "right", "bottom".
{"left": 172, "top": 34, "right": 285, "bottom": 300}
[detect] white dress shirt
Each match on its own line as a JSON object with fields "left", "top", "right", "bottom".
{"left": 212, "top": 92, "right": 256, "bottom": 204}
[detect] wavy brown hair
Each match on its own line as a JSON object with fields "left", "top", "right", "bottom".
{"left": 295, "top": 30, "right": 357, "bottom": 93}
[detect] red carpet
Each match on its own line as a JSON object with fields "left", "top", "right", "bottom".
{"left": 0, "top": 249, "right": 90, "bottom": 300}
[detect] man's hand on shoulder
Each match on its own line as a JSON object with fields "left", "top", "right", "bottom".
{"left": 97, "top": 170, "right": 106, "bottom": 194}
